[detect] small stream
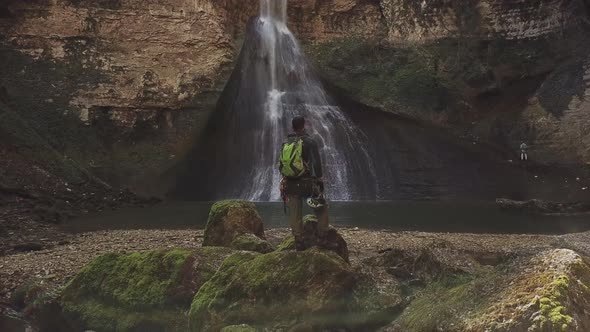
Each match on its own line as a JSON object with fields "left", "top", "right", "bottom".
{"left": 64, "top": 201, "right": 590, "bottom": 235}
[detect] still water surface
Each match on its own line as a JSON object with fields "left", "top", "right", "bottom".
{"left": 64, "top": 201, "right": 590, "bottom": 235}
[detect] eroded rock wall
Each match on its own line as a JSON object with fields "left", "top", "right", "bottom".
{"left": 303, "top": 0, "right": 590, "bottom": 165}
{"left": 380, "top": 0, "right": 586, "bottom": 42}
{"left": 0, "top": 0, "right": 259, "bottom": 126}
{"left": 0, "top": 0, "right": 259, "bottom": 187}
{"left": 287, "top": 0, "right": 385, "bottom": 40}
{"left": 1, "top": 0, "right": 589, "bottom": 187}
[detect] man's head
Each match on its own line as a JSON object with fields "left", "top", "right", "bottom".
{"left": 292, "top": 116, "right": 305, "bottom": 133}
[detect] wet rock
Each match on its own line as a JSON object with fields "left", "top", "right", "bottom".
{"left": 497, "top": 198, "right": 590, "bottom": 215}
{"left": 363, "top": 242, "right": 473, "bottom": 283}
{"left": 230, "top": 233, "right": 274, "bottom": 254}
{"left": 189, "top": 249, "right": 356, "bottom": 331}
{"left": 350, "top": 265, "right": 405, "bottom": 329}
{"left": 387, "top": 249, "right": 590, "bottom": 331}
{"left": 203, "top": 200, "right": 268, "bottom": 251}
{"left": 468, "top": 249, "right": 590, "bottom": 331}
{"left": 40, "top": 247, "right": 235, "bottom": 331}
{"left": 276, "top": 215, "right": 349, "bottom": 262}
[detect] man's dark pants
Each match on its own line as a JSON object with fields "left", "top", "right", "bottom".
{"left": 284, "top": 178, "right": 329, "bottom": 241}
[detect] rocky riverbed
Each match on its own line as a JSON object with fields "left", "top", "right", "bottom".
{"left": 2, "top": 200, "right": 590, "bottom": 331}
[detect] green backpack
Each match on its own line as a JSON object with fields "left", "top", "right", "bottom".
{"left": 279, "top": 137, "right": 307, "bottom": 178}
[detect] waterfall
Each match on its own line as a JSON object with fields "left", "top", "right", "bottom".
{"left": 171, "top": 0, "right": 533, "bottom": 202}
{"left": 241, "top": 0, "right": 377, "bottom": 201}
{"left": 173, "top": 0, "right": 379, "bottom": 201}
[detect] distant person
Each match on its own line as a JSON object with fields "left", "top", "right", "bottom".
{"left": 520, "top": 142, "right": 528, "bottom": 161}
{"left": 279, "top": 116, "right": 329, "bottom": 251}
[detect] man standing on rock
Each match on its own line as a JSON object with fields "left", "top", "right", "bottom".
{"left": 279, "top": 116, "right": 329, "bottom": 251}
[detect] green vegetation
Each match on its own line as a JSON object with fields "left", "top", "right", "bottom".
{"left": 305, "top": 35, "right": 560, "bottom": 122}
{"left": 533, "top": 275, "right": 574, "bottom": 331}
{"left": 60, "top": 250, "right": 195, "bottom": 331}
{"left": 63, "top": 250, "right": 193, "bottom": 307}
{"left": 275, "top": 235, "right": 295, "bottom": 252}
{"left": 203, "top": 200, "right": 264, "bottom": 247}
{"left": 207, "top": 200, "right": 257, "bottom": 223}
{"left": 395, "top": 274, "right": 479, "bottom": 330}
{"left": 189, "top": 249, "right": 355, "bottom": 331}
{"left": 230, "top": 233, "right": 274, "bottom": 253}
{"left": 306, "top": 37, "right": 456, "bottom": 116}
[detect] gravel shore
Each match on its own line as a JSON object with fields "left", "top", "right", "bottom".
{"left": 2, "top": 224, "right": 573, "bottom": 304}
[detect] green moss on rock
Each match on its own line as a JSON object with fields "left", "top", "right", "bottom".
{"left": 395, "top": 275, "right": 477, "bottom": 331}
{"left": 203, "top": 200, "right": 266, "bottom": 248}
{"left": 275, "top": 236, "right": 296, "bottom": 252}
{"left": 63, "top": 250, "right": 192, "bottom": 308}
{"left": 391, "top": 249, "right": 590, "bottom": 332}
{"left": 189, "top": 249, "right": 355, "bottom": 331}
{"left": 58, "top": 248, "right": 233, "bottom": 331}
{"left": 230, "top": 233, "right": 274, "bottom": 253}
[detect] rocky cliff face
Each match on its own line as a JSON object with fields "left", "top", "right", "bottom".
{"left": 0, "top": 0, "right": 588, "bottom": 189}
{"left": 380, "top": 0, "right": 586, "bottom": 42}
{"left": 0, "top": 0, "right": 260, "bottom": 126}
{"left": 0, "top": 0, "right": 260, "bottom": 187}
{"left": 301, "top": 0, "right": 590, "bottom": 165}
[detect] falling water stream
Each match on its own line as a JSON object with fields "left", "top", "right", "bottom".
{"left": 244, "top": 0, "right": 377, "bottom": 201}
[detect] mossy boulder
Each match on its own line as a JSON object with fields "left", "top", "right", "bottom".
{"left": 230, "top": 233, "right": 273, "bottom": 253}
{"left": 189, "top": 249, "right": 356, "bottom": 331}
{"left": 277, "top": 215, "right": 349, "bottom": 262}
{"left": 387, "top": 249, "right": 590, "bottom": 331}
{"left": 467, "top": 249, "right": 590, "bottom": 332}
{"left": 203, "top": 200, "right": 269, "bottom": 252}
{"left": 57, "top": 247, "right": 235, "bottom": 331}
{"left": 350, "top": 267, "right": 405, "bottom": 329}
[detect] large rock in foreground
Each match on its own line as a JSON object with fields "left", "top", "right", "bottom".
{"left": 58, "top": 247, "right": 234, "bottom": 331}
{"left": 189, "top": 249, "right": 356, "bottom": 331}
{"left": 203, "top": 200, "right": 272, "bottom": 253}
{"left": 387, "top": 249, "right": 590, "bottom": 331}
{"left": 277, "top": 215, "right": 349, "bottom": 262}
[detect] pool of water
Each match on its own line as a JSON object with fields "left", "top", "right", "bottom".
{"left": 63, "top": 200, "right": 590, "bottom": 235}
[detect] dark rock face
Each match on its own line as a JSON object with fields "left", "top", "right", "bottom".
{"left": 497, "top": 198, "right": 590, "bottom": 215}
{"left": 277, "top": 214, "right": 350, "bottom": 262}
{"left": 202, "top": 200, "right": 272, "bottom": 253}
